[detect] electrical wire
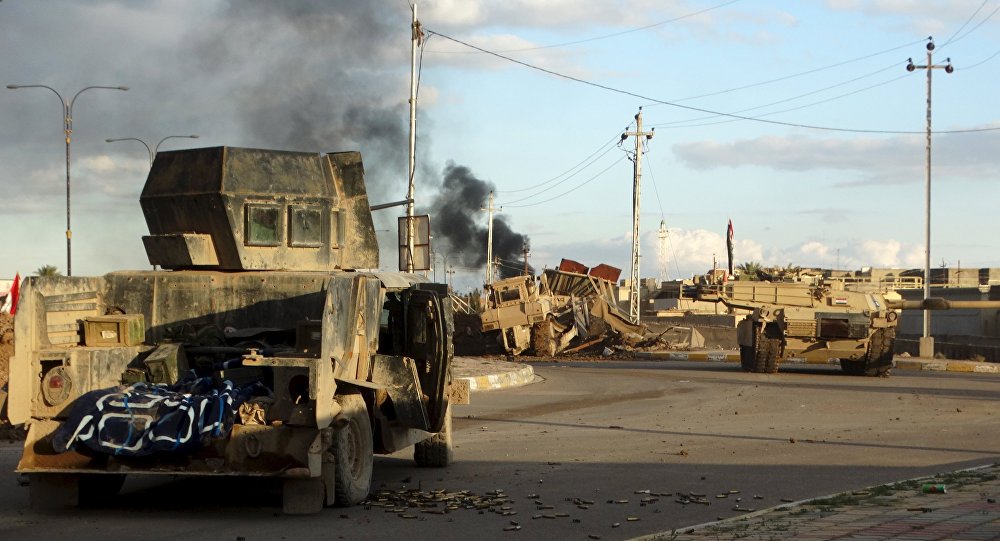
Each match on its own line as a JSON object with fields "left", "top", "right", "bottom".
{"left": 424, "top": 28, "right": 1000, "bottom": 135}
{"left": 499, "top": 131, "right": 623, "bottom": 194}
{"left": 425, "top": 0, "right": 743, "bottom": 54}
{"left": 646, "top": 38, "right": 926, "bottom": 106}
{"left": 961, "top": 47, "right": 1000, "bottom": 69}
{"left": 942, "top": 3, "right": 1000, "bottom": 48}
{"left": 503, "top": 155, "right": 626, "bottom": 208}
{"left": 941, "top": 0, "right": 989, "bottom": 47}
{"left": 657, "top": 73, "right": 911, "bottom": 130}
{"left": 651, "top": 61, "right": 902, "bottom": 128}
{"left": 500, "top": 144, "right": 621, "bottom": 205}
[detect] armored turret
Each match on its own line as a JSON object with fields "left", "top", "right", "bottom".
{"left": 140, "top": 147, "right": 379, "bottom": 271}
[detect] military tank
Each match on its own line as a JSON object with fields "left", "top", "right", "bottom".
{"left": 6, "top": 147, "right": 458, "bottom": 513}
{"left": 699, "top": 280, "right": 1000, "bottom": 377}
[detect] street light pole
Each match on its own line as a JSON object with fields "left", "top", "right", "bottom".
{"left": 7, "top": 84, "right": 128, "bottom": 276}
{"left": 106, "top": 135, "right": 200, "bottom": 165}
{"left": 906, "top": 38, "right": 953, "bottom": 358}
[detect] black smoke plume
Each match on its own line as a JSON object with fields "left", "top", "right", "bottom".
{"left": 430, "top": 163, "right": 533, "bottom": 280}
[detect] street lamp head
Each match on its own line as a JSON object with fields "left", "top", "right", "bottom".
{"left": 189, "top": 135, "right": 200, "bottom": 139}
{"left": 117, "top": 86, "right": 129, "bottom": 91}
{"left": 6, "top": 84, "right": 19, "bottom": 89}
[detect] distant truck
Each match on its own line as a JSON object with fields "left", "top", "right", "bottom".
{"left": 5, "top": 147, "right": 458, "bottom": 513}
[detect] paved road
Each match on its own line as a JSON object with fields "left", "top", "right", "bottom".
{"left": 1, "top": 360, "right": 997, "bottom": 541}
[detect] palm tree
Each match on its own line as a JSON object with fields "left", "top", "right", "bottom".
{"left": 36, "top": 265, "right": 61, "bottom": 277}
{"left": 736, "top": 261, "right": 763, "bottom": 280}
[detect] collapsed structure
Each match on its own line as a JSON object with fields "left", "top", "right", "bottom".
{"left": 480, "top": 259, "right": 647, "bottom": 357}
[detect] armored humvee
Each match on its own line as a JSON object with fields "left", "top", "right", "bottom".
{"left": 700, "top": 280, "right": 1000, "bottom": 376}
{"left": 7, "top": 147, "right": 456, "bottom": 513}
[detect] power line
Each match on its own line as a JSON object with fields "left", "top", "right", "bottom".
{"left": 425, "top": 0, "right": 743, "bottom": 54}
{"left": 941, "top": 0, "right": 988, "bottom": 47}
{"left": 425, "top": 28, "right": 1000, "bottom": 135}
{"left": 651, "top": 61, "right": 902, "bottom": 128}
{"left": 499, "top": 132, "right": 622, "bottom": 194}
{"left": 502, "top": 155, "right": 626, "bottom": 208}
{"left": 646, "top": 38, "right": 926, "bottom": 106}
{"left": 500, "top": 144, "right": 620, "bottom": 204}
{"left": 657, "top": 73, "right": 911, "bottom": 130}
{"left": 942, "top": 2, "right": 1000, "bottom": 48}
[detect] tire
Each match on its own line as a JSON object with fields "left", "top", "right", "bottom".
{"left": 750, "top": 325, "right": 781, "bottom": 374}
{"left": 79, "top": 474, "right": 126, "bottom": 507}
{"left": 332, "top": 393, "right": 373, "bottom": 506}
{"left": 842, "top": 328, "right": 894, "bottom": 377}
{"left": 414, "top": 403, "right": 453, "bottom": 467}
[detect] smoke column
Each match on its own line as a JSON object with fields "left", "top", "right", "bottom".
{"left": 430, "top": 163, "right": 533, "bottom": 279}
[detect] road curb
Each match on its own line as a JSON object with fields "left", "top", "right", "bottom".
{"left": 456, "top": 364, "right": 536, "bottom": 392}
{"left": 633, "top": 351, "right": 999, "bottom": 374}
{"left": 628, "top": 463, "right": 1000, "bottom": 541}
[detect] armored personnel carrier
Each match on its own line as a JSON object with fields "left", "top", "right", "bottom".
{"left": 6, "top": 147, "right": 457, "bottom": 513}
{"left": 700, "top": 280, "right": 1000, "bottom": 376}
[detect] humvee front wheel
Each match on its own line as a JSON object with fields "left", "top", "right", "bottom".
{"left": 841, "top": 328, "right": 894, "bottom": 377}
{"left": 332, "top": 393, "right": 373, "bottom": 506}
{"left": 414, "top": 403, "right": 453, "bottom": 467}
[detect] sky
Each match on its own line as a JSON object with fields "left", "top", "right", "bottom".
{"left": 2, "top": 0, "right": 999, "bottom": 293}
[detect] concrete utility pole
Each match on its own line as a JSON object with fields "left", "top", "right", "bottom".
{"left": 906, "top": 37, "right": 953, "bottom": 358}
{"left": 481, "top": 191, "right": 499, "bottom": 285}
{"left": 405, "top": 4, "right": 423, "bottom": 273}
{"left": 522, "top": 242, "right": 530, "bottom": 276}
{"left": 621, "top": 109, "right": 654, "bottom": 325}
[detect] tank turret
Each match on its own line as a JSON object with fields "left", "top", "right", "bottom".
{"left": 140, "top": 147, "right": 378, "bottom": 271}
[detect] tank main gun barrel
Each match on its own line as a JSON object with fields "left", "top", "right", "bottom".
{"left": 885, "top": 298, "right": 1000, "bottom": 310}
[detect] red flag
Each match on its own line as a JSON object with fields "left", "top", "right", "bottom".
{"left": 8, "top": 272, "right": 20, "bottom": 316}
{"left": 726, "top": 220, "right": 734, "bottom": 277}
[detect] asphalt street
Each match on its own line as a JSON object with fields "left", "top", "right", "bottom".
{"left": 0, "top": 360, "right": 997, "bottom": 541}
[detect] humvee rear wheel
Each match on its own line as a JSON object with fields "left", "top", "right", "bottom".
{"left": 841, "top": 328, "right": 894, "bottom": 377}
{"left": 79, "top": 473, "right": 126, "bottom": 507}
{"left": 414, "top": 403, "right": 453, "bottom": 467}
{"left": 750, "top": 325, "right": 781, "bottom": 374}
{"left": 332, "top": 393, "right": 373, "bottom": 506}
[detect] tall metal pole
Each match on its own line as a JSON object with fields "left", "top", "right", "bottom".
{"left": 906, "top": 38, "right": 953, "bottom": 358}
{"left": 7, "top": 84, "right": 128, "bottom": 276}
{"left": 485, "top": 191, "right": 496, "bottom": 285}
{"left": 621, "top": 109, "right": 654, "bottom": 325}
{"left": 405, "top": 4, "right": 421, "bottom": 273}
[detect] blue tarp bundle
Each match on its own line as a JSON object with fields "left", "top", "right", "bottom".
{"left": 52, "top": 377, "right": 267, "bottom": 457}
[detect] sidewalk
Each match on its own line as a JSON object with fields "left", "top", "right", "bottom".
{"left": 635, "top": 464, "right": 1000, "bottom": 541}
{"left": 452, "top": 356, "right": 536, "bottom": 392}
{"left": 634, "top": 351, "right": 1000, "bottom": 375}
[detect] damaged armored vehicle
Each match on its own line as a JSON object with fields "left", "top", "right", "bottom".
{"left": 6, "top": 147, "right": 457, "bottom": 513}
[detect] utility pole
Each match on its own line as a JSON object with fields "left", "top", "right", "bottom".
{"left": 522, "top": 242, "right": 530, "bottom": 276}
{"left": 621, "top": 108, "right": 654, "bottom": 325}
{"left": 906, "top": 37, "right": 953, "bottom": 358}
{"left": 405, "top": 4, "right": 423, "bottom": 273}
{"left": 481, "top": 191, "right": 499, "bottom": 285}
